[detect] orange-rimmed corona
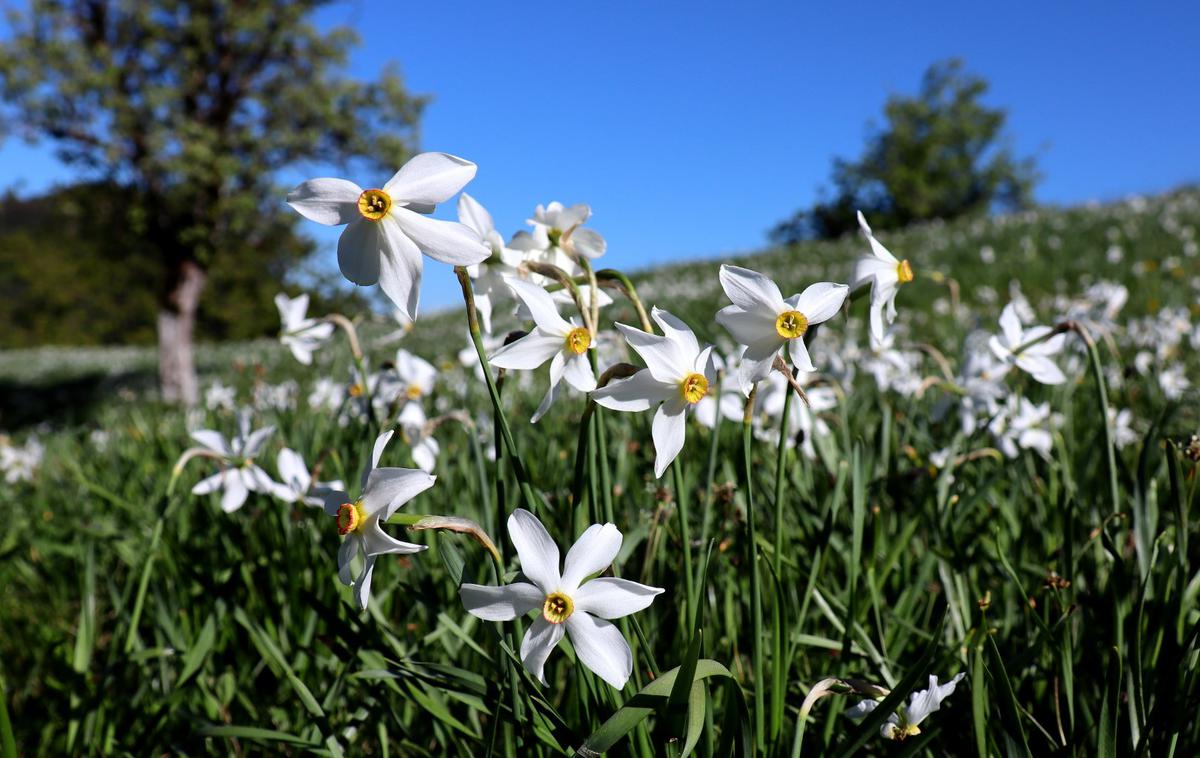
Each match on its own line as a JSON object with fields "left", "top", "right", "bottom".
{"left": 336, "top": 501, "right": 367, "bottom": 535}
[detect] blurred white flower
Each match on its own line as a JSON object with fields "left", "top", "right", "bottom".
{"left": 990, "top": 396, "right": 1060, "bottom": 459}
{"left": 204, "top": 381, "right": 236, "bottom": 412}
{"left": 189, "top": 413, "right": 278, "bottom": 513}
{"left": 592, "top": 308, "right": 716, "bottom": 478}
{"left": 460, "top": 509, "right": 663, "bottom": 688}
{"left": 0, "top": 435, "right": 44, "bottom": 484}
{"left": 989, "top": 303, "right": 1067, "bottom": 385}
{"left": 274, "top": 293, "right": 334, "bottom": 365}
{"left": 394, "top": 349, "right": 437, "bottom": 402}
{"left": 489, "top": 278, "right": 597, "bottom": 423}
{"left": 847, "top": 673, "right": 966, "bottom": 741}
{"left": 1160, "top": 364, "right": 1190, "bottom": 400}
{"left": 272, "top": 447, "right": 345, "bottom": 507}
{"left": 458, "top": 192, "right": 523, "bottom": 334}
{"left": 398, "top": 402, "right": 440, "bottom": 473}
{"left": 287, "top": 152, "right": 489, "bottom": 319}
{"left": 322, "top": 430, "right": 434, "bottom": 611}
{"left": 715, "top": 264, "right": 847, "bottom": 393}
{"left": 851, "top": 212, "right": 914, "bottom": 347}
{"left": 510, "top": 201, "right": 606, "bottom": 264}
{"left": 1108, "top": 408, "right": 1139, "bottom": 449}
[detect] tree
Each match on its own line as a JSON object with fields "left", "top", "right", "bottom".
{"left": 771, "top": 59, "right": 1039, "bottom": 243}
{"left": 0, "top": 0, "right": 425, "bottom": 403}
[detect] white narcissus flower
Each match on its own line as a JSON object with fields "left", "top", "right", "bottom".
{"left": 322, "top": 431, "right": 435, "bottom": 611}
{"left": 458, "top": 192, "right": 523, "bottom": 335}
{"left": 190, "top": 413, "right": 278, "bottom": 513}
{"left": 851, "top": 211, "right": 915, "bottom": 347}
{"left": 988, "top": 303, "right": 1067, "bottom": 385}
{"left": 460, "top": 509, "right": 663, "bottom": 689}
{"left": 488, "top": 277, "right": 597, "bottom": 423}
{"left": 591, "top": 308, "right": 716, "bottom": 478}
{"left": 398, "top": 402, "right": 439, "bottom": 473}
{"left": 272, "top": 447, "right": 345, "bottom": 507}
{"left": 287, "top": 152, "right": 490, "bottom": 320}
{"left": 510, "top": 201, "right": 606, "bottom": 263}
{"left": 989, "top": 395, "right": 1060, "bottom": 459}
{"left": 394, "top": 349, "right": 437, "bottom": 402}
{"left": 846, "top": 673, "right": 965, "bottom": 741}
{"left": 274, "top": 292, "right": 334, "bottom": 365}
{"left": 715, "top": 265, "right": 848, "bottom": 393}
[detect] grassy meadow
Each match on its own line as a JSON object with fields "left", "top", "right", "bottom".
{"left": 1, "top": 189, "right": 1199, "bottom": 756}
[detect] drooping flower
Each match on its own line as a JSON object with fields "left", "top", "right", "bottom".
{"left": 274, "top": 292, "right": 334, "bottom": 365}
{"left": 272, "top": 447, "right": 345, "bottom": 507}
{"left": 591, "top": 308, "right": 716, "bottom": 478}
{"left": 851, "top": 211, "right": 915, "bottom": 347}
{"left": 189, "top": 413, "right": 278, "bottom": 513}
{"left": 321, "top": 430, "right": 435, "bottom": 611}
{"left": 846, "top": 673, "right": 966, "bottom": 741}
{"left": 460, "top": 509, "right": 663, "bottom": 688}
{"left": 488, "top": 277, "right": 597, "bottom": 422}
{"left": 715, "top": 264, "right": 848, "bottom": 393}
{"left": 287, "top": 152, "right": 490, "bottom": 319}
{"left": 988, "top": 303, "right": 1067, "bottom": 385}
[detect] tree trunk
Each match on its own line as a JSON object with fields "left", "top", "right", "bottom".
{"left": 157, "top": 258, "right": 206, "bottom": 405}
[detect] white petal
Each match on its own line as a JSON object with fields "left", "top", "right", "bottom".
{"left": 573, "top": 577, "right": 664, "bottom": 619}
{"left": 504, "top": 277, "right": 571, "bottom": 334}
{"left": 615, "top": 323, "right": 687, "bottom": 384}
{"left": 715, "top": 305, "right": 776, "bottom": 347}
{"left": 241, "top": 425, "right": 275, "bottom": 459}
{"left": 489, "top": 330, "right": 564, "bottom": 370}
{"left": 337, "top": 535, "right": 358, "bottom": 585}
{"left": 793, "top": 282, "right": 849, "bottom": 324}
{"left": 651, "top": 401, "right": 687, "bottom": 479}
{"left": 719, "top": 265, "right": 786, "bottom": 312}
{"left": 369, "top": 431, "right": 394, "bottom": 475}
{"left": 905, "top": 673, "right": 965, "bottom": 727}
{"left": 220, "top": 473, "right": 249, "bottom": 513}
{"left": 565, "top": 613, "right": 632, "bottom": 689}
{"left": 378, "top": 217, "right": 424, "bottom": 320}
{"left": 561, "top": 353, "right": 597, "bottom": 393}
{"left": 857, "top": 211, "right": 898, "bottom": 263}
{"left": 1018, "top": 354, "right": 1066, "bottom": 385}
{"left": 531, "top": 379, "right": 561, "bottom": 424}
{"left": 190, "top": 430, "right": 231, "bottom": 457}
{"left": 191, "top": 470, "right": 225, "bottom": 495}
{"left": 384, "top": 152, "right": 477, "bottom": 206}
{"left": 337, "top": 219, "right": 383, "bottom": 287}
{"left": 392, "top": 206, "right": 488, "bottom": 266}
{"left": 560, "top": 523, "right": 622, "bottom": 591}
{"left": 651, "top": 307, "right": 700, "bottom": 359}
{"left": 287, "top": 178, "right": 363, "bottom": 226}
{"left": 520, "top": 616, "right": 566, "bottom": 685}
{"left": 361, "top": 467, "right": 436, "bottom": 520}
{"left": 507, "top": 508, "right": 561, "bottom": 591}
{"left": 457, "top": 191, "right": 494, "bottom": 237}
{"left": 571, "top": 227, "right": 606, "bottom": 258}
{"left": 591, "top": 370, "right": 674, "bottom": 412}
{"left": 460, "top": 581, "right": 544, "bottom": 621}
{"left": 998, "top": 303, "right": 1022, "bottom": 348}
{"left": 354, "top": 554, "right": 377, "bottom": 611}
{"left": 360, "top": 518, "right": 427, "bottom": 556}
{"left": 788, "top": 338, "right": 816, "bottom": 373}
{"left": 850, "top": 256, "right": 896, "bottom": 290}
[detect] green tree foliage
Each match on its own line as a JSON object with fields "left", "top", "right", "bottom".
{"left": 771, "top": 59, "right": 1039, "bottom": 243}
{"left": 0, "top": 183, "right": 366, "bottom": 348}
{"left": 0, "top": 0, "right": 425, "bottom": 401}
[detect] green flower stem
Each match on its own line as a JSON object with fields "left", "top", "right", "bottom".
{"left": 1066, "top": 321, "right": 1119, "bottom": 514}
{"left": 770, "top": 367, "right": 797, "bottom": 744}
{"left": 596, "top": 268, "right": 653, "bottom": 333}
{"left": 742, "top": 387, "right": 765, "bottom": 750}
{"left": 455, "top": 267, "right": 540, "bottom": 515}
{"left": 697, "top": 372, "right": 724, "bottom": 578}
{"left": 671, "top": 459, "right": 697, "bottom": 635}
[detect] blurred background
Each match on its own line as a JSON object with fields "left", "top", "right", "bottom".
{"left": 0, "top": 0, "right": 1197, "bottom": 403}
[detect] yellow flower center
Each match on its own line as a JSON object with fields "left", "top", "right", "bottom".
{"left": 680, "top": 373, "right": 709, "bottom": 404}
{"left": 405, "top": 385, "right": 423, "bottom": 400}
{"left": 891, "top": 724, "right": 921, "bottom": 741}
{"left": 357, "top": 188, "right": 392, "bottom": 221}
{"left": 542, "top": 591, "right": 574, "bottom": 624}
{"left": 896, "top": 259, "right": 914, "bottom": 284}
{"left": 774, "top": 310, "right": 808, "bottom": 339}
{"left": 336, "top": 501, "right": 367, "bottom": 535}
{"left": 348, "top": 383, "right": 365, "bottom": 398}
{"left": 547, "top": 227, "right": 564, "bottom": 248}
{"left": 565, "top": 327, "right": 591, "bottom": 355}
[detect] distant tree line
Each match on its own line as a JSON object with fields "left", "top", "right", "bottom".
{"left": 771, "top": 59, "right": 1040, "bottom": 243}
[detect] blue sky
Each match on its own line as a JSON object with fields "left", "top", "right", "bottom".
{"left": 3, "top": 1, "right": 1198, "bottom": 310}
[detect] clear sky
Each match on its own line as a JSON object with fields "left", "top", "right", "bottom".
{"left": 3, "top": 1, "right": 1198, "bottom": 310}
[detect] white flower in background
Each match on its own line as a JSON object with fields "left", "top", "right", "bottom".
{"left": 398, "top": 402, "right": 440, "bottom": 473}
{"left": 990, "top": 396, "right": 1060, "bottom": 459}
{"left": 1108, "top": 408, "right": 1138, "bottom": 449}
{"left": 458, "top": 332, "right": 505, "bottom": 382}
{"left": 460, "top": 509, "right": 663, "bottom": 688}
{"left": 715, "top": 265, "right": 847, "bottom": 393}
{"left": 272, "top": 448, "right": 345, "bottom": 507}
{"left": 0, "top": 435, "right": 44, "bottom": 484}
{"left": 860, "top": 330, "right": 923, "bottom": 395}
{"left": 693, "top": 352, "right": 744, "bottom": 430}
{"left": 205, "top": 381, "right": 237, "bottom": 412}
{"left": 308, "top": 377, "right": 344, "bottom": 412}
{"left": 489, "top": 277, "right": 597, "bottom": 423}
{"left": 253, "top": 380, "right": 298, "bottom": 412}
{"left": 592, "top": 308, "right": 716, "bottom": 478}
{"left": 274, "top": 293, "right": 334, "bottom": 365}
{"left": 511, "top": 201, "right": 606, "bottom": 263}
{"left": 1159, "top": 364, "right": 1190, "bottom": 400}
{"left": 287, "top": 152, "right": 489, "bottom": 319}
{"left": 322, "top": 431, "right": 435, "bottom": 611}
{"left": 394, "top": 349, "right": 437, "bottom": 402}
{"left": 847, "top": 673, "right": 965, "bottom": 741}
{"left": 988, "top": 303, "right": 1067, "bottom": 385}
{"left": 190, "top": 413, "right": 278, "bottom": 513}
{"left": 851, "top": 211, "right": 915, "bottom": 347}
{"left": 754, "top": 371, "right": 837, "bottom": 460}
{"left": 458, "top": 192, "right": 523, "bottom": 334}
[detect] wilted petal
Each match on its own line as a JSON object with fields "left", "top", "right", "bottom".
{"left": 573, "top": 577, "right": 663, "bottom": 618}
{"left": 507, "top": 508, "right": 561, "bottom": 591}
{"left": 565, "top": 612, "right": 632, "bottom": 689}
{"left": 287, "top": 178, "right": 363, "bottom": 226}
{"left": 461, "top": 581, "right": 544, "bottom": 621}
{"left": 560, "top": 523, "right": 622, "bottom": 591}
